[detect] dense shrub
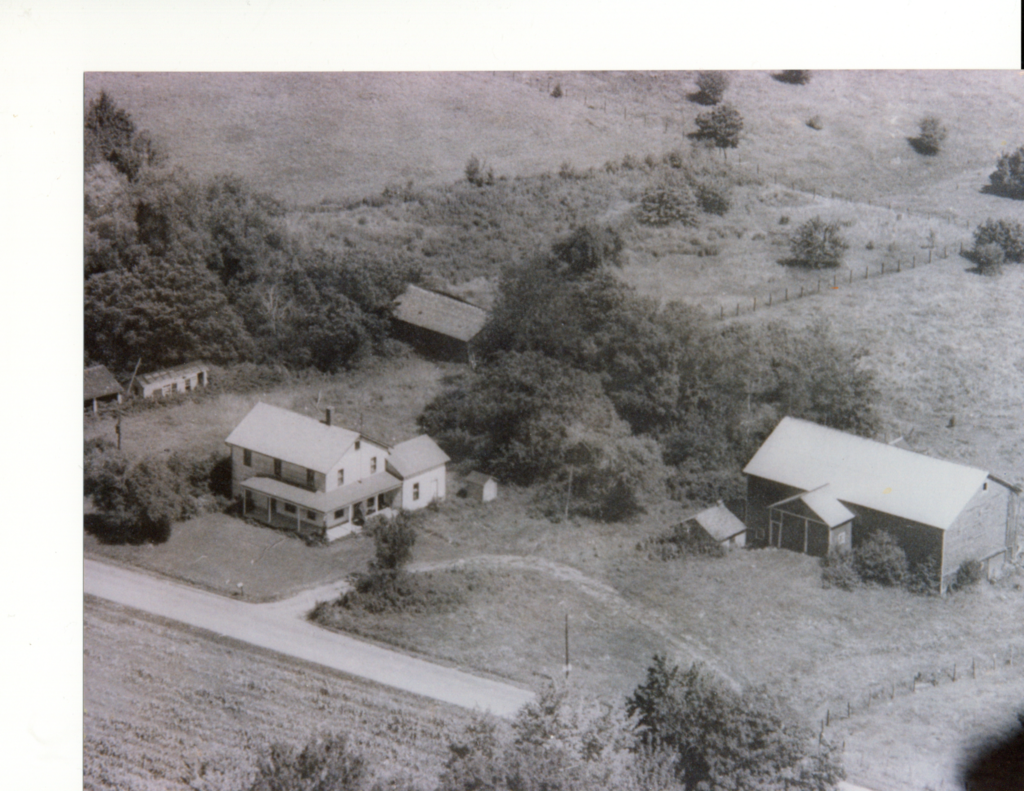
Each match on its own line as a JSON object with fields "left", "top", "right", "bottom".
{"left": 806, "top": 115, "right": 823, "bottom": 131}
{"left": 911, "top": 116, "right": 948, "bottom": 155}
{"left": 987, "top": 145, "right": 1024, "bottom": 199}
{"left": 820, "top": 548, "right": 859, "bottom": 590}
{"left": 638, "top": 521, "right": 725, "bottom": 560}
{"left": 323, "top": 569, "right": 466, "bottom": 616}
{"left": 694, "top": 71, "right": 730, "bottom": 105}
{"left": 853, "top": 531, "right": 908, "bottom": 587}
{"left": 785, "top": 216, "right": 849, "bottom": 269}
{"left": 972, "top": 243, "right": 1006, "bottom": 275}
{"left": 465, "top": 155, "right": 494, "bottom": 187}
{"left": 952, "top": 559, "right": 985, "bottom": 591}
{"left": 638, "top": 181, "right": 699, "bottom": 226}
{"left": 627, "top": 657, "right": 845, "bottom": 791}
{"left": 905, "top": 557, "right": 941, "bottom": 595}
{"left": 693, "top": 178, "right": 731, "bottom": 215}
{"left": 551, "top": 82, "right": 563, "bottom": 98}
{"left": 247, "top": 734, "right": 373, "bottom": 791}
{"left": 774, "top": 70, "right": 812, "bottom": 85}
{"left": 972, "top": 218, "right": 1024, "bottom": 263}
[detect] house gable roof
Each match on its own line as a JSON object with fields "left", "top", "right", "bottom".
{"left": 84, "top": 365, "right": 123, "bottom": 400}
{"left": 465, "top": 471, "right": 495, "bottom": 486}
{"left": 393, "top": 285, "right": 487, "bottom": 343}
{"left": 743, "top": 417, "right": 988, "bottom": 530}
{"left": 691, "top": 504, "right": 747, "bottom": 542}
{"left": 387, "top": 435, "right": 450, "bottom": 478}
{"left": 225, "top": 402, "right": 359, "bottom": 473}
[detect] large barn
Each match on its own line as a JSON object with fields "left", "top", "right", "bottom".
{"left": 743, "top": 417, "right": 1021, "bottom": 591}
{"left": 392, "top": 285, "right": 487, "bottom": 363}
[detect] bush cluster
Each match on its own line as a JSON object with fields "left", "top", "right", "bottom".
{"left": 637, "top": 521, "right": 726, "bottom": 560}
{"left": 988, "top": 145, "right": 1024, "bottom": 199}
{"left": 637, "top": 181, "right": 699, "bottom": 226}
{"left": 972, "top": 218, "right": 1024, "bottom": 263}
{"left": 694, "top": 71, "right": 730, "bottom": 105}
{"left": 820, "top": 531, "right": 943, "bottom": 594}
{"left": 912, "top": 116, "right": 948, "bottom": 155}
{"left": 785, "top": 216, "right": 849, "bottom": 269}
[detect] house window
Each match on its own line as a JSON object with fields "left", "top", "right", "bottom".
{"left": 307, "top": 469, "right": 316, "bottom": 489}
{"left": 245, "top": 491, "right": 255, "bottom": 510}
{"left": 185, "top": 379, "right": 192, "bottom": 392}
{"left": 835, "top": 531, "right": 847, "bottom": 545}
{"left": 172, "top": 382, "right": 179, "bottom": 393}
{"left": 334, "top": 507, "right": 347, "bottom": 520}
{"left": 283, "top": 503, "right": 296, "bottom": 514}
{"left": 243, "top": 449, "right": 252, "bottom": 467}
{"left": 337, "top": 469, "right": 344, "bottom": 486}
{"left": 274, "top": 458, "right": 282, "bottom": 477}
{"left": 370, "top": 457, "right": 377, "bottom": 474}
{"left": 355, "top": 440, "right": 360, "bottom": 450}
{"left": 413, "top": 483, "right": 420, "bottom": 501}
{"left": 983, "top": 482, "right": 988, "bottom": 491}
{"left": 367, "top": 497, "right": 376, "bottom": 515}
{"left": 306, "top": 510, "right": 317, "bottom": 520}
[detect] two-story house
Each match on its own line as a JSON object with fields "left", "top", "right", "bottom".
{"left": 225, "top": 402, "right": 449, "bottom": 540}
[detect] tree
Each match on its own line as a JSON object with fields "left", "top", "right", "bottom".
{"left": 988, "top": 145, "right": 1024, "bottom": 199}
{"left": 694, "top": 71, "right": 729, "bottom": 105}
{"left": 465, "top": 155, "right": 494, "bottom": 187}
{"left": 84, "top": 258, "right": 254, "bottom": 373}
{"left": 786, "top": 216, "right": 849, "bottom": 269}
{"left": 369, "top": 512, "right": 417, "bottom": 572}
{"left": 972, "top": 218, "right": 1024, "bottom": 263}
{"left": 972, "top": 243, "right": 1006, "bottom": 275}
{"left": 85, "top": 91, "right": 163, "bottom": 181}
{"left": 774, "top": 70, "right": 812, "bottom": 85}
{"left": 692, "top": 104, "right": 744, "bottom": 151}
{"left": 911, "top": 116, "right": 948, "bottom": 156}
{"left": 627, "top": 657, "right": 844, "bottom": 791}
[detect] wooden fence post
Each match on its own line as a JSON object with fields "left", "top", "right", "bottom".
{"left": 897, "top": 261, "right": 901, "bottom": 272}
{"left": 865, "top": 266, "right": 868, "bottom": 279}
{"left": 753, "top": 297, "right": 757, "bottom": 311}
{"left": 973, "top": 658, "right": 976, "bottom": 679}
{"left": 768, "top": 294, "right": 772, "bottom": 307}
{"left": 928, "top": 249, "right": 932, "bottom": 264}
{"left": 800, "top": 286, "right": 804, "bottom": 298}
{"left": 736, "top": 303, "right": 740, "bottom": 317}
{"left": 785, "top": 288, "right": 788, "bottom": 301}
{"left": 882, "top": 263, "right": 885, "bottom": 275}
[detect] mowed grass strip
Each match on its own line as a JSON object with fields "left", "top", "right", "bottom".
{"left": 313, "top": 565, "right": 671, "bottom": 702}
{"left": 84, "top": 598, "right": 473, "bottom": 791}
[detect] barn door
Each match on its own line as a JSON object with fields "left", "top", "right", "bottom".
{"left": 769, "top": 509, "right": 783, "bottom": 547}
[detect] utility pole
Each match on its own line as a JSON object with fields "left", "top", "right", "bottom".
{"left": 117, "top": 358, "right": 142, "bottom": 450}
{"left": 564, "top": 613, "right": 571, "bottom": 680}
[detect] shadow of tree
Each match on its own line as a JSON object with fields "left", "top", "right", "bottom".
{"left": 907, "top": 136, "right": 939, "bottom": 156}
{"left": 961, "top": 719, "right": 1024, "bottom": 791}
{"left": 686, "top": 90, "right": 717, "bottom": 106}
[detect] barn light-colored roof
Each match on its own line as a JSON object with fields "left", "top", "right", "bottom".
{"left": 691, "top": 504, "right": 747, "bottom": 542}
{"left": 393, "top": 285, "right": 487, "bottom": 343}
{"left": 136, "top": 361, "right": 209, "bottom": 387}
{"left": 387, "top": 435, "right": 450, "bottom": 478}
{"left": 241, "top": 472, "right": 401, "bottom": 512}
{"left": 799, "top": 487, "right": 856, "bottom": 527}
{"left": 84, "top": 365, "right": 123, "bottom": 400}
{"left": 743, "top": 417, "right": 989, "bottom": 530}
{"left": 226, "top": 402, "right": 359, "bottom": 473}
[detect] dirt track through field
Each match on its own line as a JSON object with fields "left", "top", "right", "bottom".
{"left": 410, "top": 554, "right": 741, "bottom": 690}
{"left": 85, "top": 559, "right": 534, "bottom": 717}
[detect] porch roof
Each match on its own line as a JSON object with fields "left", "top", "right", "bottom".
{"left": 241, "top": 472, "right": 401, "bottom": 513}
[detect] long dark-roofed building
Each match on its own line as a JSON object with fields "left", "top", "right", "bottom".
{"left": 392, "top": 285, "right": 487, "bottom": 363}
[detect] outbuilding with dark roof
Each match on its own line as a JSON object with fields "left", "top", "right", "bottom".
{"left": 84, "top": 365, "right": 124, "bottom": 413}
{"left": 392, "top": 285, "right": 487, "bottom": 363}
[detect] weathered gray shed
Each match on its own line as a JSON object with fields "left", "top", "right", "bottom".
{"left": 688, "top": 502, "right": 747, "bottom": 548}
{"left": 84, "top": 365, "right": 123, "bottom": 413}
{"left": 130, "top": 362, "right": 209, "bottom": 398}
{"left": 392, "top": 285, "right": 487, "bottom": 363}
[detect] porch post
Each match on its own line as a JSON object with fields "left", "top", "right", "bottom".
{"left": 267, "top": 498, "right": 272, "bottom": 522}
{"left": 296, "top": 506, "right": 301, "bottom": 531}
{"left": 803, "top": 518, "right": 809, "bottom": 554}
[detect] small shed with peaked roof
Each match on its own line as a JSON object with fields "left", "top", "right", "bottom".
{"left": 743, "top": 417, "right": 1022, "bottom": 590}
{"left": 688, "top": 502, "right": 746, "bottom": 548}
{"left": 84, "top": 365, "right": 124, "bottom": 413}
{"left": 463, "top": 471, "right": 498, "bottom": 503}
{"left": 392, "top": 285, "right": 487, "bottom": 363}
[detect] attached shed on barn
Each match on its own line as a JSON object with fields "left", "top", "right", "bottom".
{"left": 743, "top": 417, "right": 1022, "bottom": 591}
{"left": 463, "top": 471, "right": 498, "bottom": 503}
{"left": 130, "top": 362, "right": 209, "bottom": 399}
{"left": 84, "top": 365, "right": 123, "bottom": 413}
{"left": 689, "top": 502, "right": 746, "bottom": 548}
{"left": 392, "top": 285, "right": 487, "bottom": 363}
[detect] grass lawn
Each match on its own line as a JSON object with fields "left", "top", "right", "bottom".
{"left": 85, "top": 513, "right": 375, "bottom": 600}
{"left": 85, "top": 597, "right": 471, "bottom": 791}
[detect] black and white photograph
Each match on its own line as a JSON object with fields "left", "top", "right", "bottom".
{"left": 4, "top": 5, "right": 1024, "bottom": 791}
{"left": 78, "top": 67, "right": 1024, "bottom": 791}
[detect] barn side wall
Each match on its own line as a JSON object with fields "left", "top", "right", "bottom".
{"left": 393, "top": 322, "right": 470, "bottom": 363}
{"left": 847, "top": 505, "right": 944, "bottom": 576}
{"left": 943, "top": 483, "right": 1011, "bottom": 585}
{"left": 745, "top": 475, "right": 802, "bottom": 547}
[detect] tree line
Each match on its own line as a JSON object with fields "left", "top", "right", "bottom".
{"left": 85, "top": 92, "right": 415, "bottom": 377}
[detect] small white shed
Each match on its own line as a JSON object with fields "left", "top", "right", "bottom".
{"left": 464, "top": 471, "right": 497, "bottom": 503}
